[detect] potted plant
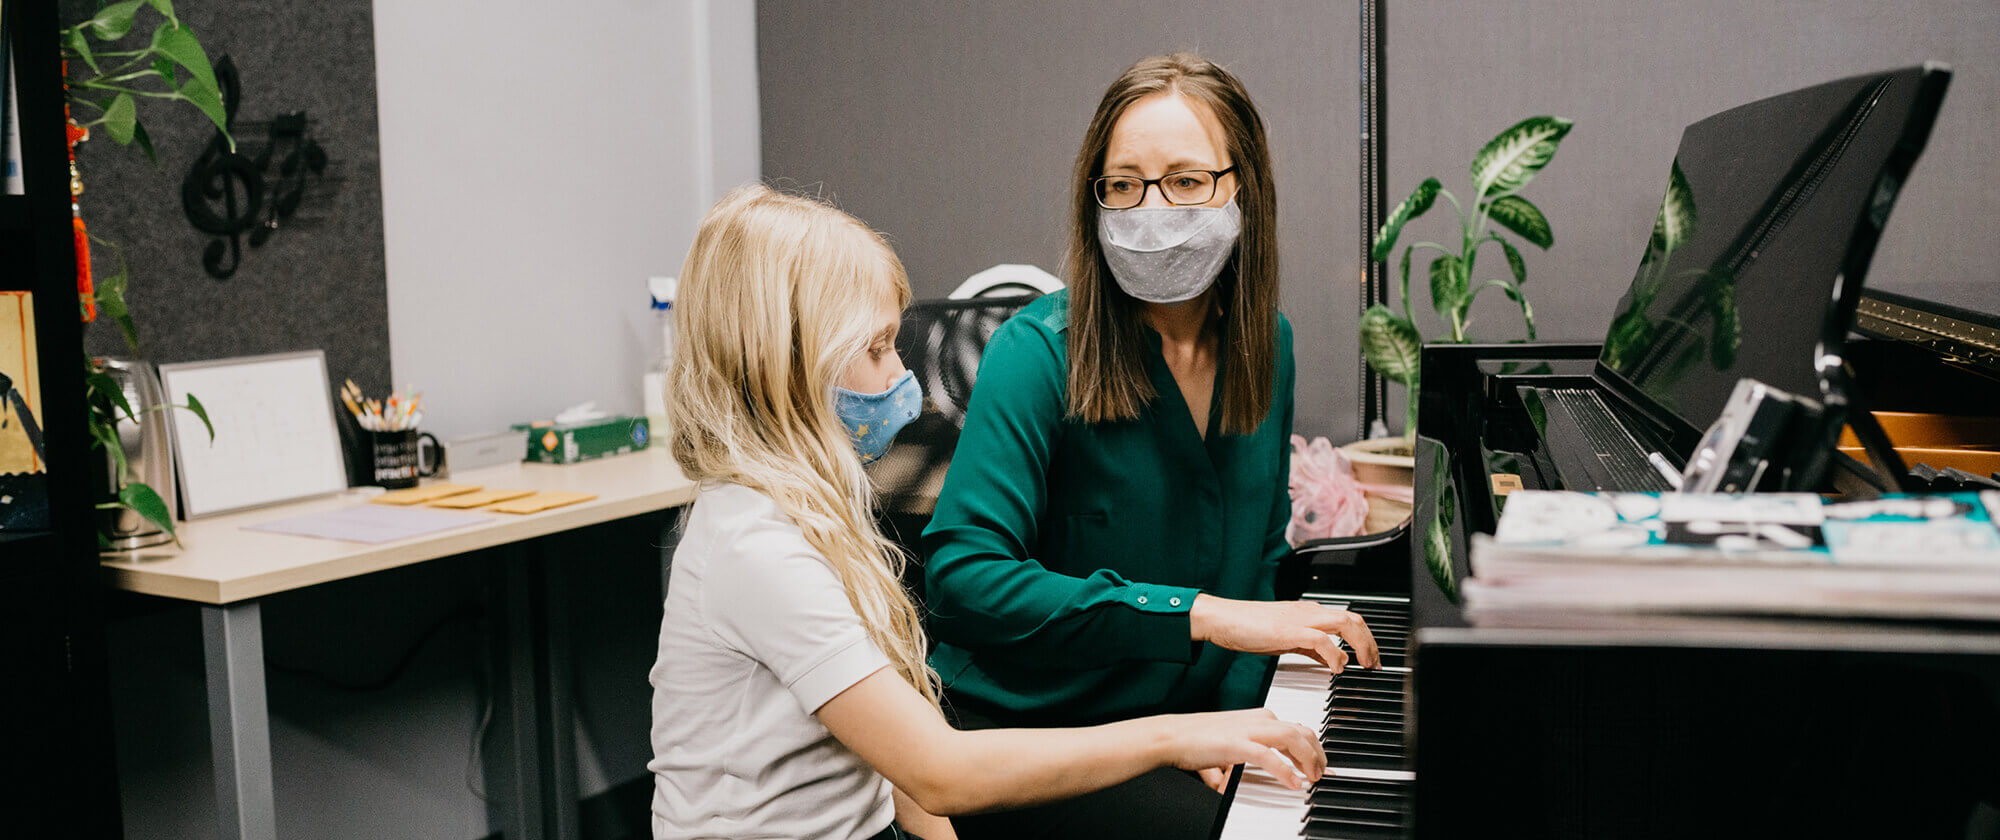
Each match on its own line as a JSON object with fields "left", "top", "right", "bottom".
{"left": 1346, "top": 116, "right": 1571, "bottom": 526}
{"left": 61, "top": 0, "right": 231, "bottom": 546}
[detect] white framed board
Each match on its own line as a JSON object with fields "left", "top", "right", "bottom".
{"left": 159, "top": 351, "right": 349, "bottom": 518}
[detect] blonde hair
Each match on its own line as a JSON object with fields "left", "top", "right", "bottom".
{"left": 666, "top": 184, "right": 940, "bottom": 706}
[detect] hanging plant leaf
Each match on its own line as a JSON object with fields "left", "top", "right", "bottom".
{"left": 1360, "top": 305, "right": 1422, "bottom": 387}
{"left": 175, "top": 76, "right": 231, "bottom": 143}
{"left": 132, "top": 123, "right": 158, "bottom": 166}
{"left": 1471, "top": 116, "right": 1572, "bottom": 197}
{"left": 87, "top": 413, "right": 129, "bottom": 480}
{"left": 87, "top": 0, "right": 148, "bottom": 41}
{"left": 1371, "top": 177, "right": 1441, "bottom": 262}
{"left": 86, "top": 371, "right": 137, "bottom": 422}
{"left": 120, "top": 483, "right": 178, "bottom": 540}
{"left": 1650, "top": 160, "right": 1698, "bottom": 255}
{"left": 145, "top": 0, "right": 180, "bottom": 24}
{"left": 1429, "top": 255, "right": 1466, "bottom": 320}
{"left": 153, "top": 57, "right": 178, "bottom": 86}
{"left": 1485, "top": 195, "right": 1553, "bottom": 249}
{"left": 153, "top": 23, "right": 219, "bottom": 92}
{"left": 101, "top": 93, "right": 138, "bottom": 145}
{"left": 183, "top": 393, "right": 215, "bottom": 441}
{"left": 65, "top": 28, "right": 102, "bottom": 75}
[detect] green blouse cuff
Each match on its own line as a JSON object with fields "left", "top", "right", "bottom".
{"left": 1115, "top": 583, "right": 1204, "bottom": 663}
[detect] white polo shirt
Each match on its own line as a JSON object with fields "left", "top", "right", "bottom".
{"left": 648, "top": 481, "right": 895, "bottom": 840}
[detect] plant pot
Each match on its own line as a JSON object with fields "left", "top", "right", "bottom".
{"left": 1340, "top": 437, "right": 1415, "bottom": 534}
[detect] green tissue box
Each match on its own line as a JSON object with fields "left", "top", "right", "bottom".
{"left": 515, "top": 416, "right": 650, "bottom": 464}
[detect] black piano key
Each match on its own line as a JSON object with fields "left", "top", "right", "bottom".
{"left": 1320, "top": 748, "right": 1405, "bottom": 771}
{"left": 1329, "top": 695, "right": 1402, "bottom": 712}
{"left": 1322, "top": 735, "right": 1404, "bottom": 754}
{"left": 1313, "top": 777, "right": 1412, "bottom": 801}
{"left": 1302, "top": 813, "right": 1405, "bottom": 840}
{"left": 1328, "top": 681, "right": 1401, "bottom": 696}
{"left": 1306, "top": 802, "right": 1408, "bottom": 824}
{"left": 1331, "top": 673, "right": 1404, "bottom": 689}
{"left": 1322, "top": 718, "right": 1403, "bottom": 738}
{"left": 1321, "top": 725, "right": 1402, "bottom": 745}
{"left": 1328, "top": 705, "right": 1403, "bottom": 723}
{"left": 1324, "top": 706, "right": 1402, "bottom": 723}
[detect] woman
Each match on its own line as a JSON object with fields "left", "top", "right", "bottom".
{"left": 921, "top": 54, "right": 1379, "bottom": 837}
{"left": 647, "top": 185, "right": 1325, "bottom": 840}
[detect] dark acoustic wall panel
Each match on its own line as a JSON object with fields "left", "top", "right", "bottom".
{"left": 63, "top": 0, "right": 389, "bottom": 399}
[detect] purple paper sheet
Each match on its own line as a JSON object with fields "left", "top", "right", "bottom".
{"left": 245, "top": 505, "right": 491, "bottom": 544}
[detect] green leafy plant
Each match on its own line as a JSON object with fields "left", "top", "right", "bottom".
{"left": 1363, "top": 116, "right": 1573, "bottom": 439}
{"left": 61, "top": 0, "right": 233, "bottom": 162}
{"left": 59, "top": 1, "right": 230, "bottom": 544}
{"left": 82, "top": 240, "right": 212, "bottom": 545}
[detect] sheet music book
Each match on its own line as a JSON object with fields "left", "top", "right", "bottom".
{"left": 1466, "top": 490, "right": 2000, "bottom": 621}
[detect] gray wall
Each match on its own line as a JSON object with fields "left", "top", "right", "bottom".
{"left": 758, "top": 1, "right": 2000, "bottom": 439}
{"left": 758, "top": 0, "right": 1359, "bottom": 440}
{"left": 377, "top": 0, "right": 761, "bottom": 442}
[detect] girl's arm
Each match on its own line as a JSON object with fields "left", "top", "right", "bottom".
{"left": 817, "top": 667, "right": 1323, "bottom": 817}
{"left": 892, "top": 786, "right": 958, "bottom": 840}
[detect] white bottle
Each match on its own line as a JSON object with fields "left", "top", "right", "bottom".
{"left": 641, "top": 276, "right": 678, "bottom": 444}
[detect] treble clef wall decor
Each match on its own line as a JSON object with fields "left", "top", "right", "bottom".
{"left": 181, "top": 55, "right": 329, "bottom": 280}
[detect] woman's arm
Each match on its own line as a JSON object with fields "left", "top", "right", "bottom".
{"left": 923, "top": 316, "right": 1204, "bottom": 668}
{"left": 818, "top": 667, "right": 1323, "bottom": 817}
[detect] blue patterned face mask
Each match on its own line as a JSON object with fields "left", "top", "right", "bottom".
{"left": 834, "top": 370, "right": 922, "bottom": 464}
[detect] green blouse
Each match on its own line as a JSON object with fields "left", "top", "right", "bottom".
{"left": 922, "top": 291, "right": 1295, "bottom": 725}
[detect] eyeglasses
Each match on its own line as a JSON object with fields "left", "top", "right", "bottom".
{"left": 1090, "top": 166, "right": 1237, "bottom": 210}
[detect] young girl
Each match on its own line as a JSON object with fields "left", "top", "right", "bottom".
{"left": 647, "top": 184, "right": 1323, "bottom": 840}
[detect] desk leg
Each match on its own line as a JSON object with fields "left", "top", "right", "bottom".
{"left": 202, "top": 602, "right": 277, "bottom": 840}
{"left": 487, "top": 544, "right": 583, "bottom": 840}
{"left": 539, "top": 547, "right": 581, "bottom": 840}
{"left": 489, "top": 550, "right": 546, "bottom": 840}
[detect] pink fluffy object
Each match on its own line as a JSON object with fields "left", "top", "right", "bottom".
{"left": 1285, "top": 435, "right": 1370, "bottom": 544}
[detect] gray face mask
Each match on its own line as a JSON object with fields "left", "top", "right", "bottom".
{"left": 1097, "top": 200, "right": 1242, "bottom": 304}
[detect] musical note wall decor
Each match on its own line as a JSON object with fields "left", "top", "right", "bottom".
{"left": 181, "top": 55, "right": 329, "bottom": 280}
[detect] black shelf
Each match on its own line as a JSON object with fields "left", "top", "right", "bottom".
{"left": 0, "top": 194, "right": 31, "bottom": 230}
{"left": 2, "top": 2, "right": 125, "bottom": 832}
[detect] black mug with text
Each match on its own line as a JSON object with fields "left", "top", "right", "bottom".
{"left": 370, "top": 429, "right": 443, "bottom": 489}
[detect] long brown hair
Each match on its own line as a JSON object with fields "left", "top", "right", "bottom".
{"left": 1064, "top": 52, "right": 1279, "bottom": 435}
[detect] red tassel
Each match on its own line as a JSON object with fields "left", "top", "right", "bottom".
{"left": 75, "top": 216, "right": 95, "bottom": 322}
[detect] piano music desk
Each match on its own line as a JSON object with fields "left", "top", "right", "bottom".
{"left": 99, "top": 447, "right": 697, "bottom": 840}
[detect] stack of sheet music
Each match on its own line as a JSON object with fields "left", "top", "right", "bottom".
{"left": 1465, "top": 490, "right": 2000, "bottom": 621}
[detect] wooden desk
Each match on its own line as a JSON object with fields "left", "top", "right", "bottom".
{"left": 101, "top": 448, "right": 697, "bottom": 840}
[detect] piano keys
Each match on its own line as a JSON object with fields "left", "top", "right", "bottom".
{"left": 1216, "top": 594, "right": 1414, "bottom": 840}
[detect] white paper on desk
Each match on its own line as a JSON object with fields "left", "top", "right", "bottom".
{"left": 245, "top": 505, "right": 491, "bottom": 543}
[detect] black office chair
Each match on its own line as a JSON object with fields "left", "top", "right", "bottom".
{"left": 867, "top": 293, "right": 1044, "bottom": 611}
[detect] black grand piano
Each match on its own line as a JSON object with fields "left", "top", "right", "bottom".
{"left": 1215, "top": 64, "right": 2000, "bottom": 840}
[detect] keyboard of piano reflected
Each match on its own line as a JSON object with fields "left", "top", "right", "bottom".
{"left": 1217, "top": 592, "right": 1414, "bottom": 840}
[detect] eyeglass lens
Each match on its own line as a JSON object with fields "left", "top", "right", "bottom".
{"left": 1094, "top": 170, "right": 1219, "bottom": 209}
